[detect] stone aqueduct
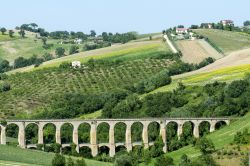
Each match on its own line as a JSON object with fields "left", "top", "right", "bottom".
{"left": 0, "top": 118, "right": 230, "bottom": 157}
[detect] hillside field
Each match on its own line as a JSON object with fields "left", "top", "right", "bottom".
{"left": 0, "top": 38, "right": 74, "bottom": 63}
{"left": 193, "top": 29, "right": 250, "bottom": 54}
{"left": 0, "top": 145, "right": 112, "bottom": 166}
{"left": 176, "top": 39, "right": 223, "bottom": 64}
{"left": 151, "top": 64, "right": 250, "bottom": 94}
{"left": 7, "top": 40, "right": 168, "bottom": 74}
{"left": 0, "top": 41, "right": 171, "bottom": 118}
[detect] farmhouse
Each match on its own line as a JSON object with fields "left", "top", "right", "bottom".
{"left": 220, "top": 20, "right": 234, "bottom": 26}
{"left": 74, "top": 38, "right": 82, "bottom": 44}
{"left": 72, "top": 61, "right": 81, "bottom": 68}
{"left": 201, "top": 23, "right": 213, "bottom": 29}
{"left": 176, "top": 28, "right": 188, "bottom": 34}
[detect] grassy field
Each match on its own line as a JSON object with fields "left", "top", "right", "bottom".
{"left": 193, "top": 29, "right": 250, "bottom": 54}
{"left": 0, "top": 145, "right": 112, "bottom": 166}
{"left": 0, "top": 37, "right": 74, "bottom": 63}
{"left": 7, "top": 41, "right": 167, "bottom": 74}
{"left": 0, "top": 34, "right": 17, "bottom": 42}
{"left": 150, "top": 64, "right": 250, "bottom": 94}
{"left": 0, "top": 41, "right": 171, "bottom": 118}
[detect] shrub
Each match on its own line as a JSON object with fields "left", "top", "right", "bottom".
{"left": 134, "top": 69, "right": 171, "bottom": 93}
{"left": 196, "top": 137, "right": 215, "bottom": 155}
{"left": 69, "top": 45, "right": 79, "bottom": 55}
{"left": 66, "top": 157, "right": 75, "bottom": 166}
{"left": 114, "top": 154, "right": 133, "bottom": 166}
{"left": 0, "top": 73, "right": 8, "bottom": 80}
{"left": 75, "top": 158, "right": 86, "bottom": 166}
{"left": 51, "top": 143, "right": 62, "bottom": 153}
{"left": 154, "top": 155, "right": 174, "bottom": 166}
{"left": 1, "top": 83, "right": 11, "bottom": 92}
{"left": 0, "top": 120, "right": 7, "bottom": 126}
{"left": 233, "top": 129, "right": 250, "bottom": 144}
{"left": 43, "top": 43, "right": 54, "bottom": 49}
{"left": 55, "top": 47, "right": 66, "bottom": 57}
{"left": 226, "top": 80, "right": 249, "bottom": 98}
{"left": 37, "top": 144, "right": 44, "bottom": 151}
{"left": 59, "top": 62, "right": 71, "bottom": 69}
{"left": 52, "top": 154, "right": 66, "bottom": 166}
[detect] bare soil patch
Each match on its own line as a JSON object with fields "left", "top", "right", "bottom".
{"left": 177, "top": 39, "right": 223, "bottom": 64}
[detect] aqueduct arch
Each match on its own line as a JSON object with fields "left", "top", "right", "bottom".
{"left": 0, "top": 118, "right": 231, "bottom": 157}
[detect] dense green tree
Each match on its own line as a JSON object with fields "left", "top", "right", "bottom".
{"left": 55, "top": 47, "right": 66, "bottom": 57}
{"left": 241, "top": 154, "right": 249, "bottom": 166}
{"left": 75, "top": 159, "right": 86, "bottom": 166}
{"left": 233, "top": 129, "right": 250, "bottom": 144}
{"left": 0, "top": 60, "right": 10, "bottom": 73}
{"left": 177, "top": 25, "right": 184, "bottom": 28}
{"left": 8, "top": 30, "right": 14, "bottom": 37}
{"left": 90, "top": 30, "right": 96, "bottom": 37}
{"left": 52, "top": 154, "right": 66, "bottom": 166}
{"left": 66, "top": 157, "right": 75, "bottom": 166}
{"left": 192, "top": 155, "right": 218, "bottom": 166}
{"left": 0, "top": 27, "right": 7, "bottom": 35}
{"left": 226, "top": 80, "right": 248, "bottom": 98}
{"left": 243, "top": 20, "right": 250, "bottom": 26}
{"left": 114, "top": 154, "right": 133, "bottom": 166}
{"left": 43, "top": 52, "right": 53, "bottom": 61}
{"left": 69, "top": 45, "right": 79, "bottom": 55}
{"left": 179, "top": 154, "right": 191, "bottom": 166}
{"left": 190, "top": 25, "right": 199, "bottom": 29}
{"left": 197, "top": 137, "right": 215, "bottom": 155}
{"left": 41, "top": 37, "right": 47, "bottom": 45}
{"left": 30, "top": 23, "right": 38, "bottom": 29}
{"left": 18, "top": 29, "right": 25, "bottom": 38}
{"left": 154, "top": 155, "right": 174, "bottom": 166}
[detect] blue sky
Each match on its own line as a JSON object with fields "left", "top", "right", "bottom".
{"left": 0, "top": 0, "right": 249, "bottom": 34}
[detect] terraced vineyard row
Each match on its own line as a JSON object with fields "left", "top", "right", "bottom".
{"left": 0, "top": 58, "right": 172, "bottom": 118}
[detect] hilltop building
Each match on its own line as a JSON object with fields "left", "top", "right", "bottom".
{"left": 220, "top": 20, "right": 234, "bottom": 26}
{"left": 176, "top": 28, "right": 188, "bottom": 34}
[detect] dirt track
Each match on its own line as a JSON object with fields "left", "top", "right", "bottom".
{"left": 177, "top": 39, "right": 223, "bottom": 64}
{"left": 174, "top": 48, "right": 250, "bottom": 79}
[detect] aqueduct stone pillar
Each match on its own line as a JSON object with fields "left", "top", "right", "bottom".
{"left": 55, "top": 123, "right": 62, "bottom": 144}
{"left": 90, "top": 121, "right": 98, "bottom": 157}
{"left": 18, "top": 122, "right": 26, "bottom": 148}
{"left": 160, "top": 121, "right": 167, "bottom": 153}
{"left": 142, "top": 122, "right": 149, "bottom": 149}
{"left": 109, "top": 123, "right": 115, "bottom": 157}
{"left": 38, "top": 123, "right": 44, "bottom": 144}
{"left": 0, "top": 126, "right": 6, "bottom": 145}
{"left": 125, "top": 122, "right": 132, "bottom": 152}
{"left": 73, "top": 123, "right": 79, "bottom": 153}
{"left": 209, "top": 121, "right": 216, "bottom": 133}
{"left": 177, "top": 122, "right": 183, "bottom": 139}
{"left": 193, "top": 122, "right": 200, "bottom": 138}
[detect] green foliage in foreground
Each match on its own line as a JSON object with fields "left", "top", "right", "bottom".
{"left": 0, "top": 145, "right": 112, "bottom": 166}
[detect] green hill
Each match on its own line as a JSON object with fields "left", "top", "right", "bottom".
{"left": 0, "top": 145, "right": 112, "bottom": 166}
{"left": 7, "top": 40, "right": 165, "bottom": 74}
{"left": 150, "top": 64, "right": 250, "bottom": 95}
{"left": 0, "top": 41, "right": 171, "bottom": 118}
{"left": 0, "top": 34, "right": 74, "bottom": 63}
{"left": 193, "top": 29, "right": 250, "bottom": 54}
